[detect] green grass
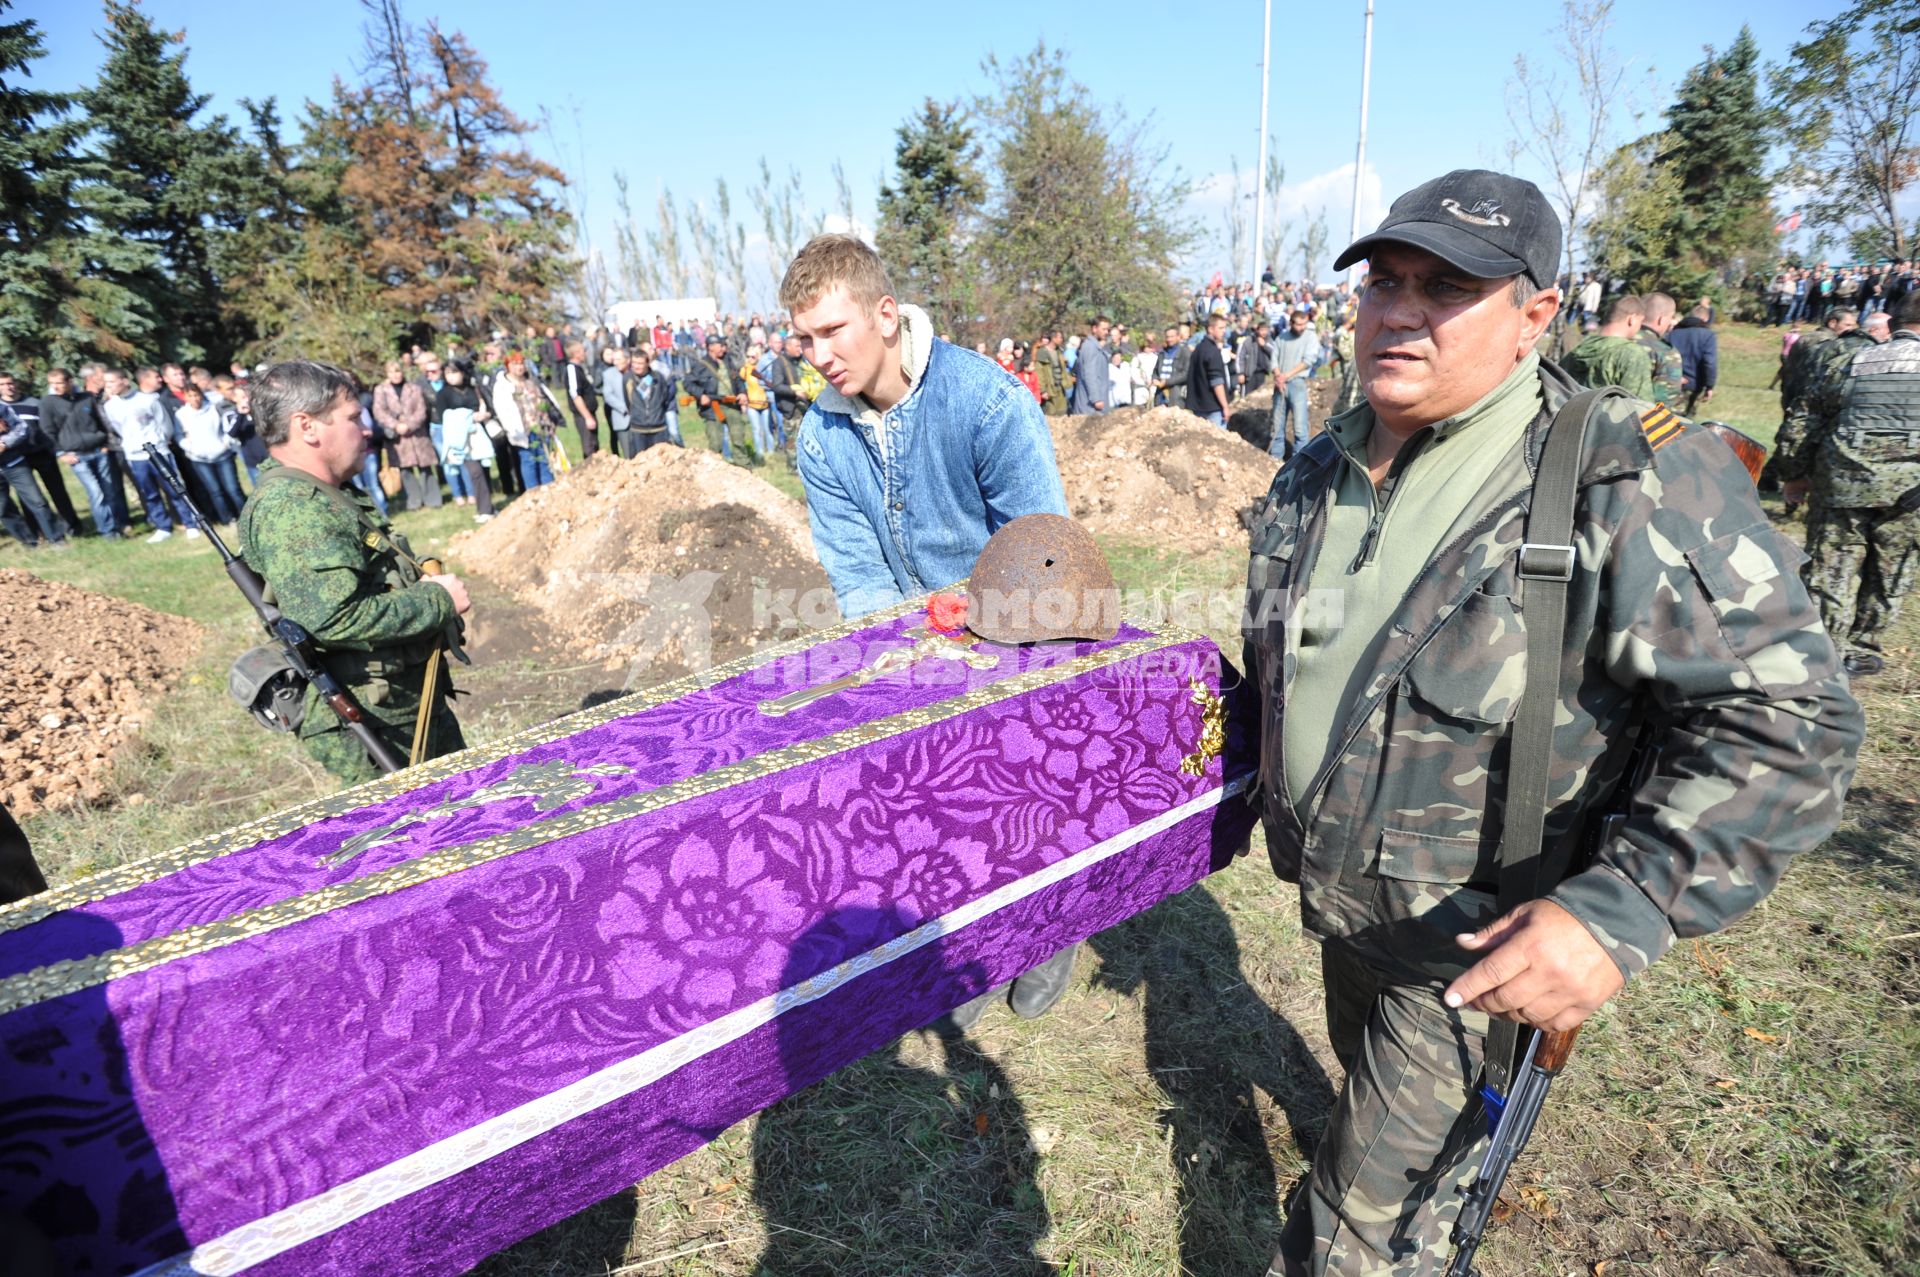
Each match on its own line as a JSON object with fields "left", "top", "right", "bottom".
{"left": 11, "top": 331, "right": 1920, "bottom": 1276}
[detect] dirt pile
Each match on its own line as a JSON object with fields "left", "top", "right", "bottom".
{"left": 1048, "top": 406, "right": 1280, "bottom": 550}
{"left": 451, "top": 451, "right": 832, "bottom": 681}
{"left": 0, "top": 569, "right": 200, "bottom": 816}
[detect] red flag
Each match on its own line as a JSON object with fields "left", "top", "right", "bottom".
{"left": 1208, "top": 270, "right": 1225, "bottom": 288}
{"left": 1774, "top": 211, "right": 1802, "bottom": 235}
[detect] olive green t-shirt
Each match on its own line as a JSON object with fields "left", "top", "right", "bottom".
{"left": 1283, "top": 353, "right": 1545, "bottom": 822}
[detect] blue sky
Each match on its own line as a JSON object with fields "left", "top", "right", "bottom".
{"left": 19, "top": 0, "right": 1841, "bottom": 309}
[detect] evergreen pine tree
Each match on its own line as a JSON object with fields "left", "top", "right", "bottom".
{"left": 876, "top": 98, "right": 985, "bottom": 338}
{"left": 79, "top": 0, "right": 269, "bottom": 365}
{"left": 0, "top": 3, "right": 156, "bottom": 372}
{"left": 1653, "top": 27, "right": 1775, "bottom": 297}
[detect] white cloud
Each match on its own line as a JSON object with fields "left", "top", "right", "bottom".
{"left": 1182, "top": 160, "right": 1388, "bottom": 284}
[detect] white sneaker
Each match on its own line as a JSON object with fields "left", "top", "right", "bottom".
{"left": 145, "top": 529, "right": 172, "bottom": 544}
{"left": 473, "top": 513, "right": 494, "bottom": 524}
{"left": 184, "top": 527, "right": 203, "bottom": 539}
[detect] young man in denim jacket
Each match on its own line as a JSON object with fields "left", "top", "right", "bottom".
{"left": 783, "top": 232, "right": 1080, "bottom": 1024}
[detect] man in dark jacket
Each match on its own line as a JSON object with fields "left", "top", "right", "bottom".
{"left": 0, "top": 372, "right": 83, "bottom": 533}
{"left": 621, "top": 350, "right": 678, "bottom": 456}
{"left": 769, "top": 335, "right": 815, "bottom": 443}
{"left": 1667, "top": 305, "right": 1720, "bottom": 417}
{"left": 1185, "top": 313, "right": 1232, "bottom": 426}
{"left": 1236, "top": 321, "right": 1275, "bottom": 397}
{"left": 682, "top": 335, "right": 741, "bottom": 461}
{"left": 42, "top": 368, "right": 119, "bottom": 537}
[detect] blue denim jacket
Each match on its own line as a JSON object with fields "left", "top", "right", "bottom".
{"left": 796, "top": 305, "right": 1070, "bottom": 618}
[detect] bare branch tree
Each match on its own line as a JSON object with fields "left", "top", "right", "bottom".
{"left": 1262, "top": 149, "right": 1287, "bottom": 283}
{"left": 1223, "top": 156, "right": 1248, "bottom": 284}
{"left": 646, "top": 189, "right": 690, "bottom": 297}
{"left": 716, "top": 178, "right": 749, "bottom": 311}
{"left": 611, "top": 171, "right": 660, "bottom": 299}
{"left": 1505, "top": 0, "right": 1629, "bottom": 296}
{"left": 1295, "top": 207, "right": 1330, "bottom": 283}
{"left": 831, "top": 158, "right": 856, "bottom": 231}
{"left": 357, "top": 0, "right": 420, "bottom": 128}
{"left": 751, "top": 157, "right": 811, "bottom": 284}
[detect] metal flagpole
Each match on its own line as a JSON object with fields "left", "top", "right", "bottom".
{"left": 1348, "top": 0, "right": 1375, "bottom": 279}
{"left": 1251, "top": 0, "right": 1272, "bottom": 288}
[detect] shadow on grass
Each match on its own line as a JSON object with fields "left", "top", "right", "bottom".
{"left": 1090, "top": 885, "right": 1334, "bottom": 1277}
{"left": 749, "top": 906, "right": 1049, "bottom": 1277}
{"left": 1818, "top": 782, "right": 1920, "bottom": 888}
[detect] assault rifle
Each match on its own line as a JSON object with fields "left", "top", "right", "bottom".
{"left": 141, "top": 447, "right": 407, "bottom": 774}
{"left": 1446, "top": 734, "right": 1658, "bottom": 1276}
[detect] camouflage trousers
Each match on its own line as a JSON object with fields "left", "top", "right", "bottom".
{"left": 1269, "top": 940, "right": 1493, "bottom": 1276}
{"left": 1801, "top": 502, "right": 1920, "bottom": 658}
{"left": 297, "top": 664, "right": 467, "bottom": 787}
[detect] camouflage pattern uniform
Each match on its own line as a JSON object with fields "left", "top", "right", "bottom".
{"left": 1794, "top": 329, "right": 1920, "bottom": 661}
{"left": 238, "top": 459, "right": 465, "bottom": 785}
{"left": 1242, "top": 363, "right": 1863, "bottom": 1276}
{"left": 1636, "top": 327, "right": 1685, "bottom": 409}
{"left": 1558, "top": 333, "right": 1652, "bottom": 399}
{"left": 1332, "top": 327, "right": 1363, "bottom": 416}
{"left": 1774, "top": 329, "right": 1875, "bottom": 486}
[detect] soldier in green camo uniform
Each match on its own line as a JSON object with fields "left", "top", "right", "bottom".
{"left": 1246, "top": 170, "right": 1863, "bottom": 1276}
{"left": 1781, "top": 294, "right": 1920, "bottom": 679}
{"left": 1557, "top": 293, "right": 1652, "bottom": 398}
{"left": 238, "top": 359, "right": 473, "bottom": 785}
{"left": 1775, "top": 306, "right": 1874, "bottom": 515}
{"left": 1634, "top": 291, "right": 1685, "bottom": 410}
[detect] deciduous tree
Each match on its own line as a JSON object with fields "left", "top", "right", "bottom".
{"left": 970, "top": 43, "right": 1194, "bottom": 339}
{"left": 1773, "top": 0, "right": 1920, "bottom": 260}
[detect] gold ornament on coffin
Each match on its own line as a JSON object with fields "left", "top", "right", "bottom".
{"left": 1179, "top": 678, "right": 1227, "bottom": 778}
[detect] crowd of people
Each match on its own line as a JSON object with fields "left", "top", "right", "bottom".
{"left": 1758, "top": 260, "right": 1918, "bottom": 325}
{"left": 0, "top": 322, "right": 836, "bottom": 548}
{"left": 0, "top": 276, "right": 1372, "bottom": 551}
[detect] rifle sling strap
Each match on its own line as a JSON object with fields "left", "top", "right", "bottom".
{"left": 1485, "top": 386, "right": 1616, "bottom": 1086}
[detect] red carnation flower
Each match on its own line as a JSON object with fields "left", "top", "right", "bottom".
{"left": 927, "top": 592, "right": 969, "bottom": 636}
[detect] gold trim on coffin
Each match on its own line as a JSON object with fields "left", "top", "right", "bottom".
{"left": 0, "top": 590, "right": 955, "bottom": 936}
{"left": 0, "top": 628, "right": 1207, "bottom": 1016}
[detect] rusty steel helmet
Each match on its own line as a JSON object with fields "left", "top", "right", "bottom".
{"left": 967, "top": 513, "right": 1121, "bottom": 643}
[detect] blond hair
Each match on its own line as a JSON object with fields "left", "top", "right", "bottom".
{"left": 779, "top": 233, "right": 894, "bottom": 314}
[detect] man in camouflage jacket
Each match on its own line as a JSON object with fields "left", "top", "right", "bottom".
{"left": 1776, "top": 307, "right": 1875, "bottom": 496}
{"left": 1782, "top": 292, "right": 1920, "bottom": 678}
{"left": 1634, "top": 291, "right": 1685, "bottom": 410}
{"left": 1245, "top": 171, "right": 1863, "bottom": 1276}
{"left": 238, "top": 360, "right": 473, "bottom": 785}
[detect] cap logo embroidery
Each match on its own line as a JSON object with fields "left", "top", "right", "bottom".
{"left": 1441, "top": 198, "right": 1512, "bottom": 228}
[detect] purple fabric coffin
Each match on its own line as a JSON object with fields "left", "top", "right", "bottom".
{"left": 0, "top": 596, "right": 1254, "bottom": 1276}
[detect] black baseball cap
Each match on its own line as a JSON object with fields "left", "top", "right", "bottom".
{"left": 1333, "top": 169, "right": 1561, "bottom": 287}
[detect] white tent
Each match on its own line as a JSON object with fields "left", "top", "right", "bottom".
{"left": 605, "top": 298, "right": 718, "bottom": 334}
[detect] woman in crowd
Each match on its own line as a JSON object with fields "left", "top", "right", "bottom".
{"left": 373, "top": 359, "right": 442, "bottom": 510}
{"left": 488, "top": 351, "right": 558, "bottom": 491}
{"left": 435, "top": 363, "right": 496, "bottom": 524}
{"left": 741, "top": 342, "right": 779, "bottom": 461}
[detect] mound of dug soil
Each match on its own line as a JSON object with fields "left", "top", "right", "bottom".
{"left": 0, "top": 568, "right": 200, "bottom": 816}
{"left": 451, "top": 451, "right": 833, "bottom": 682}
{"left": 1049, "top": 406, "right": 1280, "bottom": 551}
